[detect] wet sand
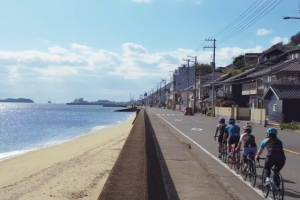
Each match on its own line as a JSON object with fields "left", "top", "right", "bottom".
{"left": 0, "top": 115, "right": 134, "bottom": 200}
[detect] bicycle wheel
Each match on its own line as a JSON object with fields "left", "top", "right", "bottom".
{"left": 228, "top": 153, "right": 234, "bottom": 169}
{"left": 227, "top": 152, "right": 232, "bottom": 167}
{"left": 243, "top": 161, "right": 248, "bottom": 181}
{"left": 221, "top": 144, "right": 227, "bottom": 163}
{"left": 261, "top": 170, "right": 270, "bottom": 198}
{"left": 249, "top": 159, "right": 256, "bottom": 187}
{"left": 273, "top": 173, "right": 284, "bottom": 200}
{"left": 234, "top": 153, "right": 240, "bottom": 174}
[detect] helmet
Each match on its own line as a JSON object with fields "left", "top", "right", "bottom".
{"left": 228, "top": 117, "right": 236, "bottom": 124}
{"left": 267, "top": 127, "right": 278, "bottom": 135}
{"left": 244, "top": 124, "right": 252, "bottom": 131}
{"left": 219, "top": 118, "right": 225, "bottom": 123}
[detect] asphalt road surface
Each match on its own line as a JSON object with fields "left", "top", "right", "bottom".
{"left": 147, "top": 107, "right": 300, "bottom": 200}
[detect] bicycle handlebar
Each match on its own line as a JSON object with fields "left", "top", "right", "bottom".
{"left": 213, "top": 136, "right": 219, "bottom": 141}
{"left": 256, "top": 157, "right": 265, "bottom": 166}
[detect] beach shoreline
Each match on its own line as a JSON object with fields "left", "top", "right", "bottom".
{"left": 0, "top": 113, "right": 133, "bottom": 162}
{"left": 0, "top": 114, "right": 135, "bottom": 200}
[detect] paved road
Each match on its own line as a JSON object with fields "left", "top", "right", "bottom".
{"left": 147, "top": 107, "right": 300, "bottom": 200}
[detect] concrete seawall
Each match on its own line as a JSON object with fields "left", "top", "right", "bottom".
{"left": 98, "top": 109, "right": 167, "bottom": 200}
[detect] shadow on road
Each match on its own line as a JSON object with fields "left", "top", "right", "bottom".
{"left": 145, "top": 111, "right": 180, "bottom": 200}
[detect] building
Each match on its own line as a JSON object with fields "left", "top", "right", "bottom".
{"left": 262, "top": 85, "right": 300, "bottom": 123}
{"left": 168, "top": 65, "right": 195, "bottom": 109}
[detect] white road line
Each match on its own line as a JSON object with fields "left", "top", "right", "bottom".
{"left": 175, "top": 119, "right": 182, "bottom": 121}
{"left": 147, "top": 109, "right": 271, "bottom": 200}
{"left": 191, "top": 128, "right": 203, "bottom": 131}
{"left": 194, "top": 120, "right": 206, "bottom": 124}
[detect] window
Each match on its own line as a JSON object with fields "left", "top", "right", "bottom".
{"left": 178, "top": 83, "right": 182, "bottom": 85}
{"left": 273, "top": 104, "right": 277, "bottom": 111}
{"left": 296, "top": 53, "right": 299, "bottom": 59}
{"left": 292, "top": 54, "right": 294, "bottom": 59}
{"left": 229, "top": 85, "right": 232, "bottom": 93}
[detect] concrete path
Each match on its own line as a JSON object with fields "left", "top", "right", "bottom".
{"left": 146, "top": 110, "right": 262, "bottom": 200}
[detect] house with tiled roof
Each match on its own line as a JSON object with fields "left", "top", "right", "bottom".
{"left": 262, "top": 85, "right": 300, "bottom": 123}
{"left": 219, "top": 45, "right": 300, "bottom": 123}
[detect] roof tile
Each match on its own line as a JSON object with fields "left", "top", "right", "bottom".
{"left": 271, "top": 84, "right": 300, "bottom": 99}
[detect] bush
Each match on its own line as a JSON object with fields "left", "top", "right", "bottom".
{"left": 221, "top": 100, "right": 237, "bottom": 107}
{"left": 280, "top": 122, "right": 300, "bottom": 130}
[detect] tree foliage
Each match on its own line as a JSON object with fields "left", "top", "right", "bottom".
{"left": 194, "top": 63, "right": 212, "bottom": 76}
{"left": 290, "top": 31, "right": 300, "bottom": 46}
{"left": 221, "top": 100, "right": 237, "bottom": 107}
{"left": 232, "top": 55, "right": 245, "bottom": 69}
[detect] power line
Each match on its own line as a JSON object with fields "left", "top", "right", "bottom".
{"left": 216, "top": 0, "right": 275, "bottom": 41}
{"left": 212, "top": 0, "right": 263, "bottom": 38}
{"left": 190, "top": 0, "right": 262, "bottom": 57}
{"left": 218, "top": 0, "right": 283, "bottom": 45}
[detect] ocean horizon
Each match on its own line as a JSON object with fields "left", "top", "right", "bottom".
{"left": 0, "top": 103, "right": 133, "bottom": 161}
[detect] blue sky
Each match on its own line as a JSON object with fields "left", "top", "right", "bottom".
{"left": 0, "top": 0, "right": 299, "bottom": 103}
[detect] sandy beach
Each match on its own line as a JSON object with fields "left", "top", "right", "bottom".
{"left": 0, "top": 115, "right": 134, "bottom": 200}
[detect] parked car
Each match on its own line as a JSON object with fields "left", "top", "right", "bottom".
{"left": 184, "top": 107, "right": 194, "bottom": 116}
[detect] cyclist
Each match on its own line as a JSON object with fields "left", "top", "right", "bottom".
{"left": 235, "top": 124, "right": 257, "bottom": 171}
{"left": 255, "top": 128, "right": 286, "bottom": 186}
{"left": 223, "top": 117, "right": 240, "bottom": 157}
{"left": 214, "top": 118, "right": 227, "bottom": 158}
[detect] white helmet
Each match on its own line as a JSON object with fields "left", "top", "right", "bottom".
{"left": 244, "top": 124, "right": 252, "bottom": 131}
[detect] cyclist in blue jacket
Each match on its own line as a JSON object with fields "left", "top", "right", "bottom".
{"left": 223, "top": 117, "right": 240, "bottom": 157}
{"left": 256, "top": 128, "right": 286, "bottom": 186}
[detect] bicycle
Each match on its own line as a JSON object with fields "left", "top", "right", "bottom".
{"left": 214, "top": 136, "right": 227, "bottom": 162}
{"left": 241, "top": 153, "right": 256, "bottom": 187}
{"left": 221, "top": 141, "right": 228, "bottom": 163}
{"left": 227, "top": 144, "right": 241, "bottom": 173}
{"left": 257, "top": 158, "right": 285, "bottom": 200}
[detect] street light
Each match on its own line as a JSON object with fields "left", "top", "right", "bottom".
{"left": 283, "top": 16, "right": 300, "bottom": 20}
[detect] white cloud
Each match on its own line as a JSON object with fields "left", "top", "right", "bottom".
{"left": 0, "top": 43, "right": 266, "bottom": 102}
{"left": 271, "top": 37, "right": 289, "bottom": 45}
{"left": 132, "top": 0, "right": 152, "bottom": 3}
{"left": 256, "top": 28, "right": 273, "bottom": 36}
{"left": 0, "top": 43, "right": 266, "bottom": 81}
{"left": 71, "top": 43, "right": 91, "bottom": 51}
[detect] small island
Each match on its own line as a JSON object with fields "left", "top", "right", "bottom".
{"left": 0, "top": 98, "right": 34, "bottom": 103}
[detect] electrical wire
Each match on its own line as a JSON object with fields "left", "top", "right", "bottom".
{"left": 218, "top": 0, "right": 283, "bottom": 45}
{"left": 190, "top": 0, "right": 263, "bottom": 57}
{"left": 217, "top": 0, "right": 276, "bottom": 42}
{"left": 214, "top": 0, "right": 270, "bottom": 39}
{"left": 212, "top": 0, "right": 261, "bottom": 38}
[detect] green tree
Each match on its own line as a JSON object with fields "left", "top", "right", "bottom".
{"left": 233, "top": 55, "right": 245, "bottom": 69}
{"left": 290, "top": 31, "right": 300, "bottom": 46}
{"left": 194, "top": 63, "right": 212, "bottom": 76}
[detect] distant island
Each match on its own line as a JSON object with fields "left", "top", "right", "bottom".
{"left": 66, "top": 98, "right": 127, "bottom": 107}
{"left": 0, "top": 98, "right": 34, "bottom": 103}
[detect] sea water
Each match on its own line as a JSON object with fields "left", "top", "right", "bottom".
{"left": 0, "top": 103, "right": 133, "bottom": 161}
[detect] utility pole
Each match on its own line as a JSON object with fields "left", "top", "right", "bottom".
{"left": 157, "top": 84, "right": 159, "bottom": 106}
{"left": 188, "top": 56, "right": 197, "bottom": 111}
{"left": 182, "top": 59, "right": 191, "bottom": 108}
{"left": 204, "top": 39, "right": 216, "bottom": 117}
